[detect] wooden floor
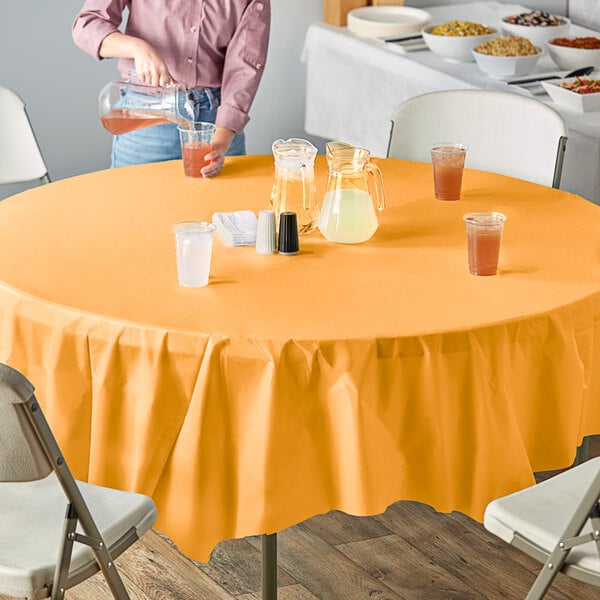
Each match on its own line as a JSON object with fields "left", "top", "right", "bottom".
{"left": 4, "top": 439, "right": 599, "bottom": 600}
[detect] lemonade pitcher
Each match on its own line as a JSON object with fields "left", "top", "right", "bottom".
{"left": 99, "top": 80, "right": 194, "bottom": 135}
{"left": 270, "top": 138, "right": 318, "bottom": 235}
{"left": 317, "top": 143, "right": 385, "bottom": 243}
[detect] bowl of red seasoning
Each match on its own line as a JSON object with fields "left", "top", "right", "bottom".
{"left": 548, "top": 36, "right": 600, "bottom": 70}
{"left": 542, "top": 76, "right": 600, "bottom": 112}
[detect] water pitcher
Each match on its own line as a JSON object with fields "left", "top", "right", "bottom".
{"left": 317, "top": 142, "right": 385, "bottom": 244}
{"left": 99, "top": 80, "right": 194, "bottom": 135}
{"left": 270, "top": 138, "right": 318, "bottom": 235}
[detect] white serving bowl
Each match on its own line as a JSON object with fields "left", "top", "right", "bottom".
{"left": 347, "top": 6, "right": 431, "bottom": 38}
{"left": 547, "top": 38, "right": 600, "bottom": 70}
{"left": 542, "top": 76, "right": 600, "bottom": 112}
{"left": 501, "top": 15, "right": 570, "bottom": 47}
{"left": 422, "top": 25, "right": 498, "bottom": 62}
{"left": 472, "top": 47, "right": 543, "bottom": 78}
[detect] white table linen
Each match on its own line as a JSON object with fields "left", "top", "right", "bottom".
{"left": 303, "top": 1, "right": 600, "bottom": 203}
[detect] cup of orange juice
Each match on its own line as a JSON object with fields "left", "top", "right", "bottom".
{"left": 178, "top": 122, "right": 215, "bottom": 178}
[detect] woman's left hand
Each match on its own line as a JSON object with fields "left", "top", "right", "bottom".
{"left": 201, "top": 127, "right": 236, "bottom": 178}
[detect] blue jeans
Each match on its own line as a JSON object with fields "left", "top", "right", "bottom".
{"left": 111, "top": 87, "right": 246, "bottom": 167}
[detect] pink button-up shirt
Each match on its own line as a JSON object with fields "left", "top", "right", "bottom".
{"left": 72, "top": 0, "right": 270, "bottom": 133}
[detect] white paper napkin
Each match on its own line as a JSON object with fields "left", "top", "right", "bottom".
{"left": 212, "top": 210, "right": 258, "bottom": 246}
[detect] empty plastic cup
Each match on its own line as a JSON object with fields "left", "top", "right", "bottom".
{"left": 173, "top": 222, "right": 216, "bottom": 287}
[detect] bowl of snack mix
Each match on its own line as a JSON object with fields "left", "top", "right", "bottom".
{"left": 547, "top": 37, "right": 600, "bottom": 70}
{"left": 472, "top": 36, "right": 543, "bottom": 78}
{"left": 541, "top": 76, "right": 600, "bottom": 112}
{"left": 501, "top": 11, "right": 570, "bottom": 47}
{"left": 422, "top": 21, "right": 498, "bottom": 62}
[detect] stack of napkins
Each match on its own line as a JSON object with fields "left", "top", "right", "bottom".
{"left": 212, "top": 210, "right": 258, "bottom": 246}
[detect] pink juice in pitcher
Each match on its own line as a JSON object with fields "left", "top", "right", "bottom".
{"left": 100, "top": 108, "right": 176, "bottom": 134}
{"left": 99, "top": 81, "right": 195, "bottom": 135}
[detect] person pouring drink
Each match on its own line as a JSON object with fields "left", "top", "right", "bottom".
{"left": 72, "top": 0, "right": 271, "bottom": 177}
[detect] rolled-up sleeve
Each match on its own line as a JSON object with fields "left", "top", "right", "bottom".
{"left": 72, "top": 0, "right": 127, "bottom": 60}
{"left": 217, "top": 0, "right": 271, "bottom": 133}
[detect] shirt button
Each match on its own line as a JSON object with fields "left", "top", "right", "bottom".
{"left": 187, "top": 57, "right": 193, "bottom": 63}
{"left": 190, "top": 26, "right": 197, "bottom": 33}
{"left": 256, "top": 63, "right": 263, "bottom": 70}
{"left": 256, "top": 2, "right": 263, "bottom": 10}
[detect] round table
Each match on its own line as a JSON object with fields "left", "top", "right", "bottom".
{"left": 0, "top": 155, "right": 599, "bottom": 562}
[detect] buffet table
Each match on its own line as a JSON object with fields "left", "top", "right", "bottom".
{"left": 303, "top": 1, "right": 600, "bottom": 203}
{"left": 0, "top": 156, "right": 599, "bottom": 566}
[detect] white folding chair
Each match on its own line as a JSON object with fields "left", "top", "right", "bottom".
{"left": 484, "top": 456, "right": 600, "bottom": 599}
{"left": 0, "top": 86, "right": 50, "bottom": 186}
{"left": 387, "top": 89, "right": 568, "bottom": 189}
{"left": 0, "top": 363, "right": 157, "bottom": 599}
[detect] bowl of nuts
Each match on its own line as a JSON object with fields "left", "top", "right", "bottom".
{"left": 472, "top": 36, "right": 543, "bottom": 78}
{"left": 422, "top": 20, "right": 498, "bottom": 62}
{"left": 501, "top": 11, "right": 570, "bottom": 48}
{"left": 547, "top": 37, "right": 600, "bottom": 70}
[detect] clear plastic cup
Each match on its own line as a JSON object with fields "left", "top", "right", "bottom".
{"left": 173, "top": 222, "right": 216, "bottom": 287}
{"left": 463, "top": 212, "right": 507, "bottom": 276}
{"left": 178, "top": 122, "right": 215, "bottom": 178}
{"left": 431, "top": 143, "right": 467, "bottom": 201}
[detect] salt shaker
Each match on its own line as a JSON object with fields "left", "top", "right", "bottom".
{"left": 256, "top": 209, "right": 277, "bottom": 254}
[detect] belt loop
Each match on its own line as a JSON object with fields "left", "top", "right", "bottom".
{"left": 205, "top": 88, "right": 216, "bottom": 111}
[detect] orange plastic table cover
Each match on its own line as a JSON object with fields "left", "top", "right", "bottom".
{"left": 0, "top": 155, "right": 599, "bottom": 563}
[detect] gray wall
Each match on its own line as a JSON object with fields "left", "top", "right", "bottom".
{"left": 0, "top": 0, "right": 582, "bottom": 200}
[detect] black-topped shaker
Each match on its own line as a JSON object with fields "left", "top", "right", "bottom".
{"left": 278, "top": 212, "right": 300, "bottom": 256}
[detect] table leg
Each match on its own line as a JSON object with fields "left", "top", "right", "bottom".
{"left": 261, "top": 533, "right": 277, "bottom": 600}
{"left": 575, "top": 436, "right": 591, "bottom": 465}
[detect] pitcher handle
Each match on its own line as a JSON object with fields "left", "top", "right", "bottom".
{"left": 366, "top": 162, "right": 386, "bottom": 211}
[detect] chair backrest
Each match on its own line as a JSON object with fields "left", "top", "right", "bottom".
{"left": 0, "top": 86, "right": 50, "bottom": 185}
{"left": 0, "top": 364, "right": 52, "bottom": 482}
{"left": 387, "top": 90, "right": 568, "bottom": 188}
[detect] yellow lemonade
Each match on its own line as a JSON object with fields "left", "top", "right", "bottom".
{"left": 317, "top": 189, "right": 379, "bottom": 243}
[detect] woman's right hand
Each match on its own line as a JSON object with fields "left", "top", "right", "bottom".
{"left": 99, "top": 32, "right": 174, "bottom": 87}
{"left": 131, "top": 39, "right": 173, "bottom": 87}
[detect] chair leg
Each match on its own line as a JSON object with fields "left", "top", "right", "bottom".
{"left": 51, "top": 504, "right": 78, "bottom": 600}
{"left": 525, "top": 560, "right": 560, "bottom": 600}
{"left": 52, "top": 503, "right": 131, "bottom": 600}
{"left": 575, "top": 437, "right": 591, "bottom": 466}
{"left": 94, "top": 547, "right": 131, "bottom": 600}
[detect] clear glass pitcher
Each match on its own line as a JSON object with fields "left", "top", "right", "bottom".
{"left": 270, "top": 138, "right": 318, "bottom": 235}
{"left": 98, "top": 80, "right": 194, "bottom": 135}
{"left": 317, "top": 142, "right": 385, "bottom": 244}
